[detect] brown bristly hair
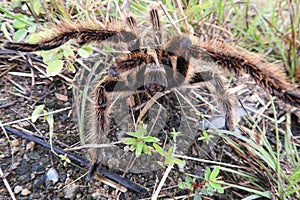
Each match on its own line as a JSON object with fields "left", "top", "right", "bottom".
{"left": 189, "top": 39, "right": 300, "bottom": 106}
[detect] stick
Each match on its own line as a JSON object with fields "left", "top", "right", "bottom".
{"left": 3, "top": 126, "right": 146, "bottom": 193}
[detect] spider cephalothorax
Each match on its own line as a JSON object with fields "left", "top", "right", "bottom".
{"left": 4, "top": 8, "right": 300, "bottom": 178}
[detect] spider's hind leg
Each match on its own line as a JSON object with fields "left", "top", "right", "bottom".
{"left": 4, "top": 24, "right": 140, "bottom": 52}
{"left": 189, "top": 71, "right": 234, "bottom": 131}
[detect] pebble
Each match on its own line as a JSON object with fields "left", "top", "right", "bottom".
{"left": 14, "top": 185, "right": 23, "bottom": 194}
{"left": 11, "top": 146, "right": 20, "bottom": 155}
{"left": 91, "top": 188, "right": 102, "bottom": 199}
{"left": 209, "top": 116, "right": 225, "bottom": 129}
{"left": 46, "top": 168, "right": 59, "bottom": 183}
{"left": 26, "top": 141, "right": 35, "bottom": 151}
{"left": 21, "top": 188, "right": 31, "bottom": 196}
{"left": 64, "top": 184, "right": 78, "bottom": 199}
{"left": 11, "top": 139, "right": 20, "bottom": 147}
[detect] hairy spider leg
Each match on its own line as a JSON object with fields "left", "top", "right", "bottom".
{"left": 4, "top": 28, "right": 140, "bottom": 52}
{"left": 88, "top": 74, "right": 132, "bottom": 180}
{"left": 150, "top": 8, "right": 162, "bottom": 48}
{"left": 187, "top": 42, "right": 300, "bottom": 107}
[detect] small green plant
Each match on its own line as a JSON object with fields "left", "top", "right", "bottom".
{"left": 153, "top": 128, "right": 185, "bottom": 166}
{"left": 2, "top": 3, "right": 93, "bottom": 77}
{"left": 1, "top": 11, "right": 36, "bottom": 43}
{"left": 198, "top": 130, "right": 214, "bottom": 145}
{"left": 121, "top": 121, "right": 160, "bottom": 157}
{"left": 178, "top": 167, "right": 224, "bottom": 199}
{"left": 41, "top": 43, "right": 92, "bottom": 76}
{"left": 59, "top": 154, "right": 71, "bottom": 167}
{"left": 31, "top": 104, "right": 54, "bottom": 148}
{"left": 153, "top": 144, "right": 185, "bottom": 166}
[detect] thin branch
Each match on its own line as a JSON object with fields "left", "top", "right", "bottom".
{"left": 3, "top": 126, "right": 146, "bottom": 193}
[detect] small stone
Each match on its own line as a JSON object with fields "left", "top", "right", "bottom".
{"left": 26, "top": 141, "right": 35, "bottom": 151}
{"left": 11, "top": 139, "right": 20, "bottom": 147}
{"left": 92, "top": 188, "right": 102, "bottom": 199}
{"left": 76, "top": 193, "right": 82, "bottom": 199}
{"left": 64, "top": 184, "right": 78, "bottom": 199}
{"left": 209, "top": 116, "right": 225, "bottom": 129}
{"left": 46, "top": 168, "right": 59, "bottom": 183}
{"left": 55, "top": 93, "right": 68, "bottom": 102}
{"left": 21, "top": 188, "right": 31, "bottom": 196}
{"left": 11, "top": 146, "right": 20, "bottom": 155}
{"left": 14, "top": 185, "right": 23, "bottom": 194}
{"left": 0, "top": 138, "right": 7, "bottom": 144}
{"left": 177, "top": 164, "right": 185, "bottom": 172}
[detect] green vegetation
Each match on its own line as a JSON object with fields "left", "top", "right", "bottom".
{"left": 122, "top": 121, "right": 160, "bottom": 157}
{"left": 178, "top": 167, "right": 224, "bottom": 199}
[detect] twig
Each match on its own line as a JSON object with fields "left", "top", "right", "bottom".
{"left": 0, "top": 64, "right": 18, "bottom": 78}
{"left": 151, "top": 164, "right": 173, "bottom": 200}
{"left": 0, "top": 167, "right": 17, "bottom": 200}
{"left": 0, "top": 101, "right": 16, "bottom": 109}
{"left": 3, "top": 126, "right": 146, "bottom": 193}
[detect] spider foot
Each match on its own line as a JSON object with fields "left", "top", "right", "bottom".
{"left": 86, "top": 162, "right": 100, "bottom": 181}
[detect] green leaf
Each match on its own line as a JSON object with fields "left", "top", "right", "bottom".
{"left": 289, "top": 165, "right": 300, "bottom": 182}
{"left": 1, "top": 22, "right": 13, "bottom": 41}
{"left": 12, "top": 14, "right": 28, "bottom": 29}
{"left": 66, "top": 61, "right": 76, "bottom": 72}
{"left": 81, "top": 45, "right": 93, "bottom": 53}
{"left": 136, "top": 141, "right": 143, "bottom": 157}
{"left": 204, "top": 167, "right": 211, "bottom": 180}
{"left": 142, "top": 136, "right": 160, "bottom": 143}
{"left": 31, "top": 104, "right": 45, "bottom": 122}
{"left": 62, "top": 45, "right": 75, "bottom": 58}
{"left": 153, "top": 144, "right": 163, "bottom": 153}
{"left": 32, "top": 0, "right": 44, "bottom": 15}
{"left": 137, "top": 122, "right": 147, "bottom": 135}
{"left": 178, "top": 181, "right": 192, "bottom": 190}
{"left": 78, "top": 48, "right": 90, "bottom": 58}
{"left": 212, "top": 182, "right": 224, "bottom": 194}
{"left": 45, "top": 111, "right": 54, "bottom": 146}
{"left": 170, "top": 128, "right": 181, "bottom": 140}
{"left": 27, "top": 24, "right": 37, "bottom": 33}
{"left": 210, "top": 167, "right": 220, "bottom": 180}
{"left": 157, "top": 161, "right": 163, "bottom": 167}
{"left": 143, "top": 144, "right": 151, "bottom": 155}
{"left": 28, "top": 33, "right": 40, "bottom": 43}
{"left": 193, "top": 192, "right": 202, "bottom": 200}
{"left": 178, "top": 182, "right": 185, "bottom": 189}
{"left": 125, "top": 131, "right": 139, "bottom": 137}
{"left": 172, "top": 158, "right": 185, "bottom": 165}
{"left": 185, "top": 176, "right": 193, "bottom": 183}
{"left": 59, "top": 154, "right": 71, "bottom": 163}
{"left": 167, "top": 147, "right": 174, "bottom": 155}
{"left": 42, "top": 50, "right": 63, "bottom": 68}
{"left": 46, "top": 59, "right": 64, "bottom": 76}
{"left": 129, "top": 144, "right": 136, "bottom": 151}
{"left": 205, "top": 183, "right": 214, "bottom": 196}
{"left": 13, "top": 28, "right": 28, "bottom": 42}
{"left": 122, "top": 137, "right": 137, "bottom": 145}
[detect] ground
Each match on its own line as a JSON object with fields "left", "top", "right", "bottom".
{"left": 1, "top": 1, "right": 300, "bottom": 200}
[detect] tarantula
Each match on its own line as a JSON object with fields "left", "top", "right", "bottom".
{"left": 4, "top": 8, "right": 300, "bottom": 178}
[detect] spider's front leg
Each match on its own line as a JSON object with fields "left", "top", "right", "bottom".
{"left": 87, "top": 75, "right": 132, "bottom": 180}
